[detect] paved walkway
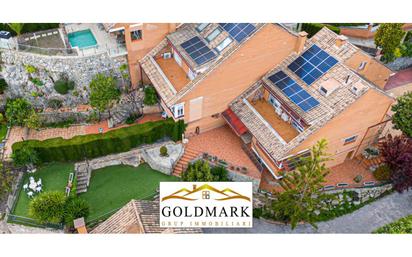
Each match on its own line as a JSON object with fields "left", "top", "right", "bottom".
{"left": 205, "top": 190, "right": 412, "bottom": 233}
{"left": 0, "top": 219, "right": 63, "bottom": 234}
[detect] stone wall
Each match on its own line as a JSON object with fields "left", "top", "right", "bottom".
{"left": 228, "top": 171, "right": 260, "bottom": 193}
{"left": 325, "top": 183, "right": 393, "bottom": 204}
{"left": 0, "top": 49, "right": 128, "bottom": 108}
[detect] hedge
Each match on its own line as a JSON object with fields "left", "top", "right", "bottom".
{"left": 12, "top": 119, "right": 186, "bottom": 162}
{"left": 302, "top": 23, "right": 341, "bottom": 38}
{"left": 0, "top": 23, "right": 60, "bottom": 36}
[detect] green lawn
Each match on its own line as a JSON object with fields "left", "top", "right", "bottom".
{"left": 80, "top": 164, "right": 179, "bottom": 221}
{"left": 12, "top": 163, "right": 74, "bottom": 217}
{"left": 0, "top": 124, "right": 8, "bottom": 141}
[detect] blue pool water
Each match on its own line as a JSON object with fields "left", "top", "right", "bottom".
{"left": 68, "top": 29, "right": 97, "bottom": 49}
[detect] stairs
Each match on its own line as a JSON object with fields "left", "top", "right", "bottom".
{"left": 76, "top": 163, "right": 90, "bottom": 194}
{"left": 172, "top": 147, "right": 202, "bottom": 177}
{"left": 108, "top": 91, "right": 143, "bottom": 128}
{"left": 241, "top": 143, "right": 263, "bottom": 172}
{"left": 356, "top": 156, "right": 384, "bottom": 169}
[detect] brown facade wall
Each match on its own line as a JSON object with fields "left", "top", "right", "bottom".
{"left": 345, "top": 51, "right": 392, "bottom": 89}
{"left": 125, "top": 23, "right": 176, "bottom": 87}
{"left": 181, "top": 24, "right": 298, "bottom": 132}
{"left": 288, "top": 89, "right": 393, "bottom": 167}
{"left": 340, "top": 27, "right": 375, "bottom": 39}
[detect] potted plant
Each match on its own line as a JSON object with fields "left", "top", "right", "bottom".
{"left": 362, "top": 146, "right": 379, "bottom": 159}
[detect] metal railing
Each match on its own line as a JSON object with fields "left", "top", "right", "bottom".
{"left": 7, "top": 214, "right": 64, "bottom": 230}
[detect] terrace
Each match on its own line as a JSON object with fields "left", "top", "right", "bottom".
{"left": 155, "top": 52, "right": 190, "bottom": 92}
{"left": 248, "top": 98, "right": 299, "bottom": 143}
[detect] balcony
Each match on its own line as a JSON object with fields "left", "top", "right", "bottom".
{"left": 248, "top": 98, "right": 299, "bottom": 143}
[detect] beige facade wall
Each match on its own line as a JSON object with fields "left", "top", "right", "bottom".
{"left": 287, "top": 89, "right": 393, "bottom": 167}
{"left": 345, "top": 51, "right": 392, "bottom": 89}
{"left": 181, "top": 24, "right": 298, "bottom": 134}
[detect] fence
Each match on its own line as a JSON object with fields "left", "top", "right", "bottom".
{"left": 85, "top": 191, "right": 159, "bottom": 229}
{"left": 0, "top": 41, "right": 126, "bottom": 57}
{"left": 7, "top": 214, "right": 64, "bottom": 230}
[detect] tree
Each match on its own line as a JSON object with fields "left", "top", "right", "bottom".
{"left": 181, "top": 160, "right": 214, "bottom": 182}
{"left": 29, "top": 191, "right": 66, "bottom": 224}
{"left": 0, "top": 163, "right": 14, "bottom": 200}
{"left": 271, "top": 139, "right": 331, "bottom": 229}
{"left": 375, "top": 23, "right": 405, "bottom": 62}
{"left": 63, "top": 197, "right": 90, "bottom": 225}
{"left": 89, "top": 74, "right": 120, "bottom": 118}
{"left": 12, "top": 145, "right": 39, "bottom": 167}
{"left": 7, "top": 23, "right": 24, "bottom": 35}
{"left": 392, "top": 92, "right": 412, "bottom": 137}
{"left": 380, "top": 134, "right": 412, "bottom": 193}
{"left": 143, "top": 86, "right": 158, "bottom": 106}
{"left": 5, "top": 98, "right": 38, "bottom": 127}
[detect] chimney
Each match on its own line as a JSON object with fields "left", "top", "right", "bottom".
{"left": 367, "top": 23, "right": 373, "bottom": 32}
{"left": 168, "top": 23, "right": 177, "bottom": 33}
{"left": 73, "top": 217, "right": 88, "bottom": 234}
{"left": 336, "top": 35, "right": 348, "bottom": 48}
{"left": 295, "top": 31, "right": 308, "bottom": 54}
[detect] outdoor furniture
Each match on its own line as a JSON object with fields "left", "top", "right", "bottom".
{"left": 36, "top": 186, "right": 42, "bottom": 192}
{"left": 37, "top": 178, "right": 42, "bottom": 186}
{"left": 27, "top": 191, "right": 34, "bottom": 197}
{"left": 23, "top": 184, "right": 28, "bottom": 190}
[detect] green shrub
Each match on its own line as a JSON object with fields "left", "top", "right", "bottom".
{"left": 24, "top": 65, "right": 37, "bottom": 74}
{"left": 63, "top": 196, "right": 90, "bottom": 225}
{"left": 374, "top": 214, "right": 412, "bottom": 233}
{"left": 181, "top": 160, "right": 230, "bottom": 182}
{"left": 12, "top": 119, "right": 186, "bottom": 163}
{"left": 11, "top": 144, "right": 39, "bottom": 167}
{"left": 29, "top": 191, "right": 66, "bottom": 224}
{"left": 0, "top": 23, "right": 59, "bottom": 36}
{"left": 211, "top": 165, "right": 230, "bottom": 181}
{"left": 353, "top": 175, "right": 363, "bottom": 183}
{"left": 144, "top": 86, "right": 158, "bottom": 105}
{"left": 54, "top": 78, "right": 75, "bottom": 95}
{"left": 0, "top": 78, "right": 8, "bottom": 94}
{"left": 125, "top": 113, "right": 141, "bottom": 124}
{"left": 42, "top": 117, "right": 75, "bottom": 128}
{"left": 373, "top": 164, "right": 391, "bottom": 181}
{"left": 47, "top": 99, "right": 63, "bottom": 110}
{"left": 160, "top": 146, "right": 168, "bottom": 157}
{"left": 29, "top": 77, "right": 43, "bottom": 87}
{"left": 302, "top": 23, "right": 341, "bottom": 38}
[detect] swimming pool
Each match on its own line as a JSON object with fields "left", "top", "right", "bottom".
{"left": 68, "top": 29, "right": 97, "bottom": 49}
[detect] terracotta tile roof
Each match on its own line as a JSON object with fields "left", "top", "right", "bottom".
{"left": 140, "top": 23, "right": 265, "bottom": 107}
{"left": 384, "top": 67, "right": 412, "bottom": 90}
{"left": 90, "top": 200, "right": 202, "bottom": 234}
{"left": 230, "top": 27, "right": 392, "bottom": 162}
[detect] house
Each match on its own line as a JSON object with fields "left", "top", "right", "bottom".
{"left": 104, "top": 23, "right": 179, "bottom": 87}
{"left": 91, "top": 200, "right": 202, "bottom": 234}
{"left": 224, "top": 27, "right": 394, "bottom": 188}
{"left": 139, "top": 23, "right": 303, "bottom": 134}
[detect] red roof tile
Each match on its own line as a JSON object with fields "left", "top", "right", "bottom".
{"left": 385, "top": 68, "right": 412, "bottom": 91}
{"left": 222, "top": 108, "right": 248, "bottom": 136}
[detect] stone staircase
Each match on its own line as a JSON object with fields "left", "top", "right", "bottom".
{"left": 172, "top": 147, "right": 201, "bottom": 177}
{"left": 75, "top": 162, "right": 91, "bottom": 194}
{"left": 356, "top": 155, "right": 384, "bottom": 169}
{"left": 108, "top": 91, "right": 143, "bottom": 128}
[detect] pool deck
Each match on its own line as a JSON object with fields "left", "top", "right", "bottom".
{"left": 64, "top": 23, "right": 126, "bottom": 56}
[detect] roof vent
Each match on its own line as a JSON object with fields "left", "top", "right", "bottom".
{"left": 319, "top": 78, "right": 341, "bottom": 97}
{"left": 350, "top": 81, "right": 367, "bottom": 96}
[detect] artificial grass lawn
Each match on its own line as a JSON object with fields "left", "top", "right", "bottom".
{"left": 0, "top": 124, "right": 8, "bottom": 141}
{"left": 12, "top": 163, "right": 74, "bottom": 217}
{"left": 80, "top": 164, "right": 179, "bottom": 221}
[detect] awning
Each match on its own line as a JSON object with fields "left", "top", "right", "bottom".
{"left": 222, "top": 108, "right": 248, "bottom": 136}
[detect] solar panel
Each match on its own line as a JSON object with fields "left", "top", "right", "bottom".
{"left": 288, "top": 44, "right": 338, "bottom": 85}
{"left": 219, "top": 23, "right": 256, "bottom": 42}
{"left": 268, "top": 71, "right": 320, "bottom": 112}
{"left": 180, "top": 36, "right": 216, "bottom": 65}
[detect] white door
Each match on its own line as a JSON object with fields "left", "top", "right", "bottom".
{"left": 173, "top": 51, "right": 182, "bottom": 67}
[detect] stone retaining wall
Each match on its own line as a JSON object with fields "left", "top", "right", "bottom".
{"left": 0, "top": 49, "right": 128, "bottom": 108}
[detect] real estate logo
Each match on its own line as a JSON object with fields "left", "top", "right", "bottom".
{"left": 160, "top": 182, "right": 253, "bottom": 228}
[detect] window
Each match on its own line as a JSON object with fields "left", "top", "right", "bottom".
{"left": 343, "top": 135, "right": 357, "bottom": 145}
{"left": 173, "top": 51, "right": 182, "bottom": 67}
{"left": 196, "top": 23, "right": 209, "bottom": 32}
{"left": 358, "top": 61, "right": 367, "bottom": 70}
{"left": 319, "top": 86, "right": 328, "bottom": 96}
{"left": 215, "top": 37, "right": 232, "bottom": 52}
{"left": 206, "top": 28, "right": 222, "bottom": 42}
{"left": 131, "top": 30, "right": 142, "bottom": 41}
{"left": 172, "top": 103, "right": 184, "bottom": 118}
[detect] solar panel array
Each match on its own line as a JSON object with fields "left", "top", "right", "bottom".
{"left": 180, "top": 36, "right": 216, "bottom": 65}
{"left": 288, "top": 44, "right": 338, "bottom": 85}
{"left": 268, "top": 71, "right": 320, "bottom": 112}
{"left": 219, "top": 23, "right": 256, "bottom": 43}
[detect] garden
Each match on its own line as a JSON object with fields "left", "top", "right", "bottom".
{"left": 79, "top": 164, "right": 179, "bottom": 221}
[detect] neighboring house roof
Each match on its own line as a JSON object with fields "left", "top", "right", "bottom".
{"left": 384, "top": 67, "right": 412, "bottom": 91}
{"left": 230, "top": 27, "right": 393, "bottom": 161}
{"left": 140, "top": 23, "right": 268, "bottom": 107}
{"left": 91, "top": 200, "right": 202, "bottom": 234}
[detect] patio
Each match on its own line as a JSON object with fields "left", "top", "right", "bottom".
{"left": 186, "top": 125, "right": 261, "bottom": 179}
{"left": 64, "top": 23, "right": 126, "bottom": 57}
{"left": 156, "top": 55, "right": 190, "bottom": 92}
